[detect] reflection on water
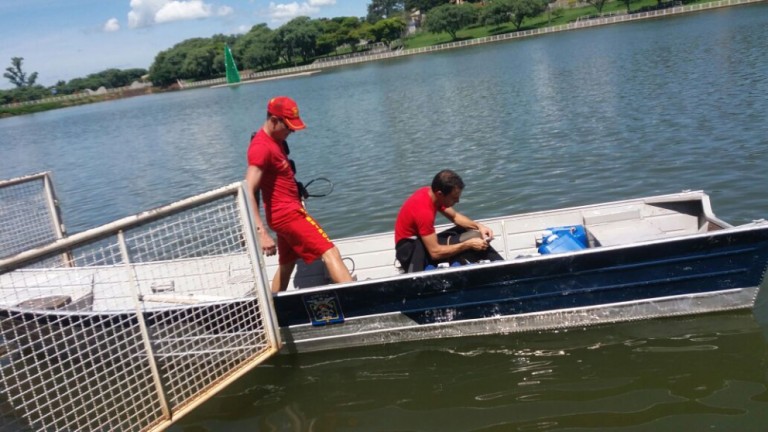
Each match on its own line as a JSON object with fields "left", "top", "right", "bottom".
{"left": 173, "top": 312, "right": 768, "bottom": 431}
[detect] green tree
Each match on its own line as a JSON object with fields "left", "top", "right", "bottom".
{"left": 210, "top": 34, "right": 238, "bottom": 76}
{"left": 87, "top": 68, "right": 147, "bottom": 88}
{"left": 0, "top": 81, "right": 49, "bottom": 104}
{"left": 337, "top": 17, "right": 365, "bottom": 50}
{"left": 355, "top": 22, "right": 375, "bottom": 44}
{"left": 4, "top": 57, "right": 38, "bottom": 88}
{"left": 64, "top": 77, "right": 96, "bottom": 92}
{"left": 148, "top": 37, "right": 232, "bottom": 86}
{"left": 181, "top": 46, "right": 218, "bottom": 78}
{"left": 149, "top": 50, "right": 186, "bottom": 87}
{"left": 586, "top": 0, "right": 610, "bottom": 13}
{"left": 234, "top": 24, "right": 279, "bottom": 71}
{"left": 480, "top": 0, "right": 513, "bottom": 28}
{"left": 370, "top": 17, "right": 407, "bottom": 46}
{"left": 45, "top": 68, "right": 147, "bottom": 95}
{"left": 424, "top": 3, "right": 478, "bottom": 40}
{"left": 405, "top": 0, "right": 448, "bottom": 13}
{"left": 617, "top": 0, "right": 637, "bottom": 13}
{"left": 316, "top": 19, "right": 342, "bottom": 55}
{"left": 274, "top": 17, "right": 321, "bottom": 65}
{"left": 367, "top": 0, "right": 405, "bottom": 23}
{"left": 508, "top": 0, "right": 548, "bottom": 30}
{"left": 314, "top": 17, "right": 364, "bottom": 55}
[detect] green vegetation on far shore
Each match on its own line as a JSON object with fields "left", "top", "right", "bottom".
{"left": 1, "top": 97, "right": 104, "bottom": 118}
{"left": 404, "top": 0, "right": 707, "bottom": 48}
{"left": 0, "top": 89, "right": 159, "bottom": 118}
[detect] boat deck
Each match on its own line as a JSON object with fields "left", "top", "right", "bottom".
{"left": 272, "top": 192, "right": 725, "bottom": 291}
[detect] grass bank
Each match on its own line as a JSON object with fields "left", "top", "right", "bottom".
{"left": 404, "top": 0, "right": 720, "bottom": 48}
{"left": 0, "top": 99, "right": 98, "bottom": 118}
{"left": 1, "top": 88, "right": 156, "bottom": 118}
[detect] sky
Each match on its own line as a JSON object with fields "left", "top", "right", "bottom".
{"left": 0, "top": 0, "right": 368, "bottom": 90}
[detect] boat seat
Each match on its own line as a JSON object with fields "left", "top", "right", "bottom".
{"left": 16, "top": 295, "right": 72, "bottom": 310}
{"left": 587, "top": 221, "right": 665, "bottom": 247}
{"left": 582, "top": 206, "right": 641, "bottom": 225}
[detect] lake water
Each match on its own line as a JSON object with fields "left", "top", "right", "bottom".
{"left": 2, "top": 3, "right": 768, "bottom": 431}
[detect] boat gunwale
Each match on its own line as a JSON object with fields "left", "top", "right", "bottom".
{"left": 274, "top": 216, "right": 768, "bottom": 299}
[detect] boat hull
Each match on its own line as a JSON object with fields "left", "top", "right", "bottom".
{"left": 274, "top": 225, "right": 768, "bottom": 353}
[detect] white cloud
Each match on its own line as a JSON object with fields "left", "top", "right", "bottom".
{"left": 155, "top": 1, "right": 212, "bottom": 23}
{"left": 266, "top": 0, "right": 337, "bottom": 23}
{"left": 128, "top": 0, "right": 164, "bottom": 28}
{"left": 268, "top": 2, "right": 316, "bottom": 21}
{"left": 103, "top": 18, "right": 121, "bottom": 32}
{"left": 128, "top": 0, "right": 225, "bottom": 28}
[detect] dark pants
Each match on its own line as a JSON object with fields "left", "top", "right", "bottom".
{"left": 396, "top": 226, "right": 504, "bottom": 273}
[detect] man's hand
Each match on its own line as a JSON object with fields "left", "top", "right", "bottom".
{"left": 477, "top": 223, "right": 494, "bottom": 242}
{"left": 464, "top": 237, "right": 489, "bottom": 251}
{"left": 260, "top": 231, "right": 277, "bottom": 256}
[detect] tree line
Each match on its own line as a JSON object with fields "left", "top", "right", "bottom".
{"left": 150, "top": 0, "right": 700, "bottom": 86}
{"left": 149, "top": 16, "right": 407, "bottom": 87}
{"left": 148, "top": 0, "right": 546, "bottom": 87}
{"left": 2, "top": 57, "right": 147, "bottom": 105}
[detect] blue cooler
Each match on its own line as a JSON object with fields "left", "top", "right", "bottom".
{"left": 538, "top": 225, "right": 588, "bottom": 255}
{"left": 547, "top": 225, "right": 588, "bottom": 247}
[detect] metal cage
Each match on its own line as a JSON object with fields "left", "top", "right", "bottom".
{"left": 0, "top": 182, "right": 279, "bottom": 431}
{"left": 0, "top": 172, "right": 66, "bottom": 261}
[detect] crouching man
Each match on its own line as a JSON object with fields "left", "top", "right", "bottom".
{"left": 394, "top": 169, "right": 501, "bottom": 273}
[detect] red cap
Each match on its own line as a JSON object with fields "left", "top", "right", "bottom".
{"left": 267, "top": 96, "right": 306, "bottom": 131}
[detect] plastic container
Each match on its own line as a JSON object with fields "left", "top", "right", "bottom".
{"left": 546, "top": 225, "right": 588, "bottom": 248}
{"left": 425, "top": 261, "right": 464, "bottom": 270}
{"left": 538, "top": 232, "right": 586, "bottom": 255}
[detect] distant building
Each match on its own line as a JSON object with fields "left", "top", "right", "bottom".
{"left": 407, "top": 10, "right": 422, "bottom": 35}
{"left": 84, "top": 86, "right": 108, "bottom": 96}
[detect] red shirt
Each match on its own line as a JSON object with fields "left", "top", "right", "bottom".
{"left": 394, "top": 187, "right": 445, "bottom": 244}
{"left": 247, "top": 129, "right": 301, "bottom": 227}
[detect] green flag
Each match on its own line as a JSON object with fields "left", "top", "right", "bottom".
{"left": 225, "top": 45, "right": 240, "bottom": 84}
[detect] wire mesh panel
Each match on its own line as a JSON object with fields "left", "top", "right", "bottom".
{"left": 0, "top": 182, "right": 279, "bottom": 431}
{"left": 0, "top": 172, "right": 65, "bottom": 261}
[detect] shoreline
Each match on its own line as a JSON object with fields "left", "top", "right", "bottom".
{"left": 207, "top": 71, "right": 322, "bottom": 89}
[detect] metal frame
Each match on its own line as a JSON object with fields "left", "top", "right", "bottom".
{"left": 0, "top": 172, "right": 67, "bottom": 262}
{"left": 0, "top": 181, "right": 281, "bottom": 432}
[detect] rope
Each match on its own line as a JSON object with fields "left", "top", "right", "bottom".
{"left": 303, "top": 177, "right": 334, "bottom": 198}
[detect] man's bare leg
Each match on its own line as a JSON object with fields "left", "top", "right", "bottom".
{"left": 322, "top": 247, "right": 353, "bottom": 283}
{"left": 271, "top": 262, "right": 296, "bottom": 293}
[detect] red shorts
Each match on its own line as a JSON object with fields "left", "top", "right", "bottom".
{"left": 273, "top": 208, "right": 335, "bottom": 265}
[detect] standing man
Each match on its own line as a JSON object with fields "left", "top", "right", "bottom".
{"left": 246, "top": 96, "right": 352, "bottom": 293}
{"left": 394, "top": 169, "right": 497, "bottom": 273}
